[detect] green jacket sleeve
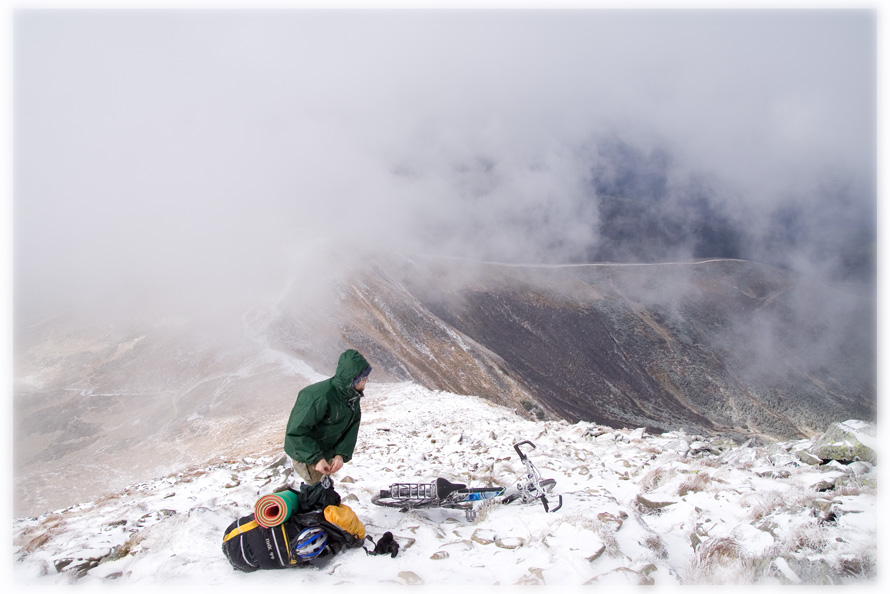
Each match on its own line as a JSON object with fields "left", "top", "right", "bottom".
{"left": 284, "top": 391, "right": 329, "bottom": 466}
{"left": 334, "top": 406, "right": 362, "bottom": 463}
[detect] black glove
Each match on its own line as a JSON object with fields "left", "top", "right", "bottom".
{"left": 365, "top": 532, "right": 399, "bottom": 558}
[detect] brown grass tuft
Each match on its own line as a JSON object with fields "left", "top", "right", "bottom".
{"left": 677, "top": 472, "right": 712, "bottom": 496}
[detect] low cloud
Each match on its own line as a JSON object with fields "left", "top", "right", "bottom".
{"left": 14, "top": 10, "right": 876, "bottom": 320}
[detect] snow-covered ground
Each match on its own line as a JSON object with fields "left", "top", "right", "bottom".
{"left": 12, "top": 382, "right": 878, "bottom": 586}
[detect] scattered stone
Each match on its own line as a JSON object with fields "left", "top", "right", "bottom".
{"left": 339, "top": 476, "right": 356, "bottom": 484}
{"left": 54, "top": 558, "right": 73, "bottom": 573}
{"left": 101, "top": 544, "right": 130, "bottom": 564}
{"left": 638, "top": 563, "right": 658, "bottom": 576}
{"left": 846, "top": 461, "right": 873, "bottom": 476}
{"left": 528, "top": 567, "right": 546, "bottom": 581}
{"left": 398, "top": 571, "right": 423, "bottom": 585}
{"left": 471, "top": 528, "right": 497, "bottom": 545}
{"left": 629, "top": 428, "right": 646, "bottom": 441}
{"left": 795, "top": 450, "right": 823, "bottom": 466}
{"left": 515, "top": 574, "right": 543, "bottom": 585}
{"left": 755, "top": 519, "right": 779, "bottom": 540}
{"left": 430, "top": 551, "right": 449, "bottom": 560}
{"left": 586, "top": 544, "right": 606, "bottom": 563}
{"left": 586, "top": 566, "right": 653, "bottom": 585}
{"left": 767, "top": 444, "right": 800, "bottom": 467}
{"left": 495, "top": 537, "right": 525, "bottom": 549}
{"left": 810, "top": 498, "right": 833, "bottom": 513}
{"left": 55, "top": 556, "right": 103, "bottom": 579}
{"left": 811, "top": 477, "right": 838, "bottom": 492}
{"left": 756, "top": 469, "right": 791, "bottom": 479}
{"left": 771, "top": 557, "right": 802, "bottom": 584}
{"left": 636, "top": 494, "right": 677, "bottom": 510}
{"left": 597, "top": 512, "right": 625, "bottom": 530}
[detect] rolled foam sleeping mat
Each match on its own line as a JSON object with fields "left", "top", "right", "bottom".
{"left": 254, "top": 490, "right": 299, "bottom": 528}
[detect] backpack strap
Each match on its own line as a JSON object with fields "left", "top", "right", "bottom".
{"left": 223, "top": 518, "right": 260, "bottom": 543}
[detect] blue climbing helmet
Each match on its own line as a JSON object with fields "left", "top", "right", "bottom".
{"left": 293, "top": 527, "right": 328, "bottom": 560}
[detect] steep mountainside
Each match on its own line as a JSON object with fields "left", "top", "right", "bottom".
{"left": 318, "top": 255, "right": 875, "bottom": 440}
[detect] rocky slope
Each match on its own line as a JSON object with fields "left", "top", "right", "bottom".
{"left": 13, "top": 383, "right": 877, "bottom": 586}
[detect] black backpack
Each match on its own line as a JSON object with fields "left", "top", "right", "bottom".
{"left": 222, "top": 482, "right": 365, "bottom": 572}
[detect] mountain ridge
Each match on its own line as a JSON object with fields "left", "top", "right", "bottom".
{"left": 13, "top": 253, "right": 875, "bottom": 517}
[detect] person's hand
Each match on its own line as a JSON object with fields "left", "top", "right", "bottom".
{"left": 315, "top": 458, "right": 332, "bottom": 475}
{"left": 329, "top": 455, "right": 344, "bottom": 474}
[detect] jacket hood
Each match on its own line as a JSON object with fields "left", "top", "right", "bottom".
{"left": 332, "top": 349, "right": 371, "bottom": 391}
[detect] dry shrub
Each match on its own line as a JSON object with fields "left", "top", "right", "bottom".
{"left": 639, "top": 466, "right": 677, "bottom": 493}
{"left": 643, "top": 534, "right": 668, "bottom": 559}
{"left": 677, "top": 472, "right": 712, "bottom": 496}
{"left": 746, "top": 490, "right": 786, "bottom": 522}
{"left": 686, "top": 537, "right": 755, "bottom": 584}
{"left": 787, "top": 521, "right": 829, "bottom": 553}
{"left": 471, "top": 499, "right": 499, "bottom": 523}
{"left": 697, "top": 537, "right": 744, "bottom": 564}
{"left": 836, "top": 552, "right": 877, "bottom": 579}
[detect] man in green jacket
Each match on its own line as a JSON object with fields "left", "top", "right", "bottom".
{"left": 284, "top": 349, "right": 372, "bottom": 485}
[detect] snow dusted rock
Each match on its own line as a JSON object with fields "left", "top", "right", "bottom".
{"left": 809, "top": 420, "right": 876, "bottom": 463}
{"left": 398, "top": 570, "right": 424, "bottom": 584}
{"left": 846, "top": 460, "right": 873, "bottom": 477}
{"left": 771, "top": 557, "right": 802, "bottom": 584}
{"left": 470, "top": 528, "right": 496, "bottom": 545}
{"left": 495, "top": 536, "right": 525, "bottom": 549}
{"left": 717, "top": 438, "right": 763, "bottom": 465}
{"left": 689, "top": 440, "right": 720, "bottom": 457}
{"left": 628, "top": 427, "right": 647, "bottom": 441}
{"left": 794, "top": 448, "right": 823, "bottom": 466}
{"left": 635, "top": 493, "right": 677, "bottom": 510}
{"left": 597, "top": 511, "right": 626, "bottom": 529}
{"left": 766, "top": 443, "right": 799, "bottom": 467}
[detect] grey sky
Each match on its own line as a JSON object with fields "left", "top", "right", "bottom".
{"left": 13, "top": 9, "right": 876, "bottom": 318}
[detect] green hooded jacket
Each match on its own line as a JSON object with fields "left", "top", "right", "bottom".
{"left": 284, "top": 349, "right": 370, "bottom": 466}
